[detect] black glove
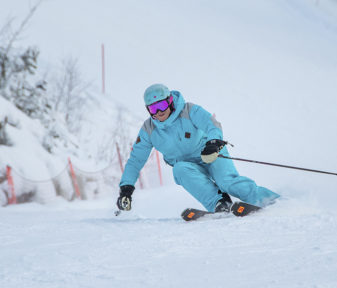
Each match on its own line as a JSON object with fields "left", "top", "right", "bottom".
{"left": 201, "top": 139, "right": 227, "bottom": 163}
{"left": 116, "top": 185, "right": 135, "bottom": 211}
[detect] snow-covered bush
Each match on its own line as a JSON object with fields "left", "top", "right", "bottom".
{"left": 0, "top": 116, "right": 12, "bottom": 146}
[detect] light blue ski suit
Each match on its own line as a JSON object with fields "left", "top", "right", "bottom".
{"left": 120, "top": 91, "right": 280, "bottom": 211}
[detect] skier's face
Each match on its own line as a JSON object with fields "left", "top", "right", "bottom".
{"left": 153, "top": 107, "right": 171, "bottom": 122}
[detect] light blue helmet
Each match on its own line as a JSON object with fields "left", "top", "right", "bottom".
{"left": 144, "top": 84, "right": 170, "bottom": 106}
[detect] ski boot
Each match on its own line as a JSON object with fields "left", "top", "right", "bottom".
{"left": 215, "top": 191, "right": 233, "bottom": 213}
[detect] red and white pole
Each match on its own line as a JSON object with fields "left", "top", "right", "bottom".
{"left": 68, "top": 158, "right": 81, "bottom": 199}
{"left": 155, "top": 150, "right": 163, "bottom": 186}
{"left": 116, "top": 143, "right": 124, "bottom": 173}
{"left": 6, "top": 166, "right": 16, "bottom": 204}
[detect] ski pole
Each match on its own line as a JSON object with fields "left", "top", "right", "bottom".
{"left": 218, "top": 154, "right": 337, "bottom": 176}
{"left": 114, "top": 209, "right": 122, "bottom": 216}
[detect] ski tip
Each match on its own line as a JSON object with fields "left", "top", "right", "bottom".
{"left": 181, "top": 208, "right": 211, "bottom": 221}
{"left": 181, "top": 208, "right": 196, "bottom": 221}
{"left": 231, "top": 202, "right": 261, "bottom": 217}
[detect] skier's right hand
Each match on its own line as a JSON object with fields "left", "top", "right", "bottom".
{"left": 116, "top": 185, "right": 135, "bottom": 211}
{"left": 201, "top": 139, "right": 227, "bottom": 164}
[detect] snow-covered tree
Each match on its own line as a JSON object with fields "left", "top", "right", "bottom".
{"left": 51, "top": 57, "right": 91, "bottom": 133}
{"left": 0, "top": 1, "right": 51, "bottom": 124}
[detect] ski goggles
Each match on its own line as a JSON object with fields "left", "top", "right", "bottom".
{"left": 146, "top": 96, "right": 173, "bottom": 115}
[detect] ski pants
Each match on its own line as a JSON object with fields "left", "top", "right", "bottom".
{"left": 173, "top": 147, "right": 280, "bottom": 212}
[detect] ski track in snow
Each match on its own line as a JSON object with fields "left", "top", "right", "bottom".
{"left": 1, "top": 196, "right": 337, "bottom": 288}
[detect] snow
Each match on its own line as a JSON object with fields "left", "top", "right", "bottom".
{"left": 1, "top": 0, "right": 337, "bottom": 287}
{"left": 0, "top": 96, "right": 65, "bottom": 178}
{"left": 1, "top": 186, "right": 337, "bottom": 288}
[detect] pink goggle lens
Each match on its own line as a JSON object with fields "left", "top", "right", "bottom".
{"left": 147, "top": 96, "right": 173, "bottom": 115}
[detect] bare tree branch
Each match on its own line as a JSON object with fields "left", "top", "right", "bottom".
{"left": 0, "top": 17, "right": 15, "bottom": 43}
{"left": 51, "top": 56, "right": 92, "bottom": 132}
{"left": 4, "top": 0, "right": 43, "bottom": 55}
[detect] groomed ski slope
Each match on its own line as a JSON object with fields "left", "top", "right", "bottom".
{"left": 1, "top": 0, "right": 337, "bottom": 287}
{"left": 1, "top": 185, "right": 337, "bottom": 288}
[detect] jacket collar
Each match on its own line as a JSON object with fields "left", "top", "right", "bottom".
{"left": 149, "top": 90, "right": 185, "bottom": 129}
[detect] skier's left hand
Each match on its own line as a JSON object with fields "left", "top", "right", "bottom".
{"left": 201, "top": 139, "right": 226, "bottom": 163}
{"left": 116, "top": 185, "right": 135, "bottom": 211}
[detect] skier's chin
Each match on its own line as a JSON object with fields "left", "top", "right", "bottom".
{"left": 155, "top": 109, "right": 170, "bottom": 122}
{"left": 157, "top": 115, "right": 166, "bottom": 122}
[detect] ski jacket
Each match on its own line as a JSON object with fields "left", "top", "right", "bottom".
{"left": 119, "top": 90, "right": 223, "bottom": 186}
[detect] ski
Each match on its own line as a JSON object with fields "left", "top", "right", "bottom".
{"left": 181, "top": 201, "right": 261, "bottom": 221}
{"left": 231, "top": 201, "right": 261, "bottom": 216}
{"left": 181, "top": 208, "right": 212, "bottom": 221}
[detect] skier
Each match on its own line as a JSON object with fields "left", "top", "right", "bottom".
{"left": 117, "top": 84, "right": 280, "bottom": 213}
